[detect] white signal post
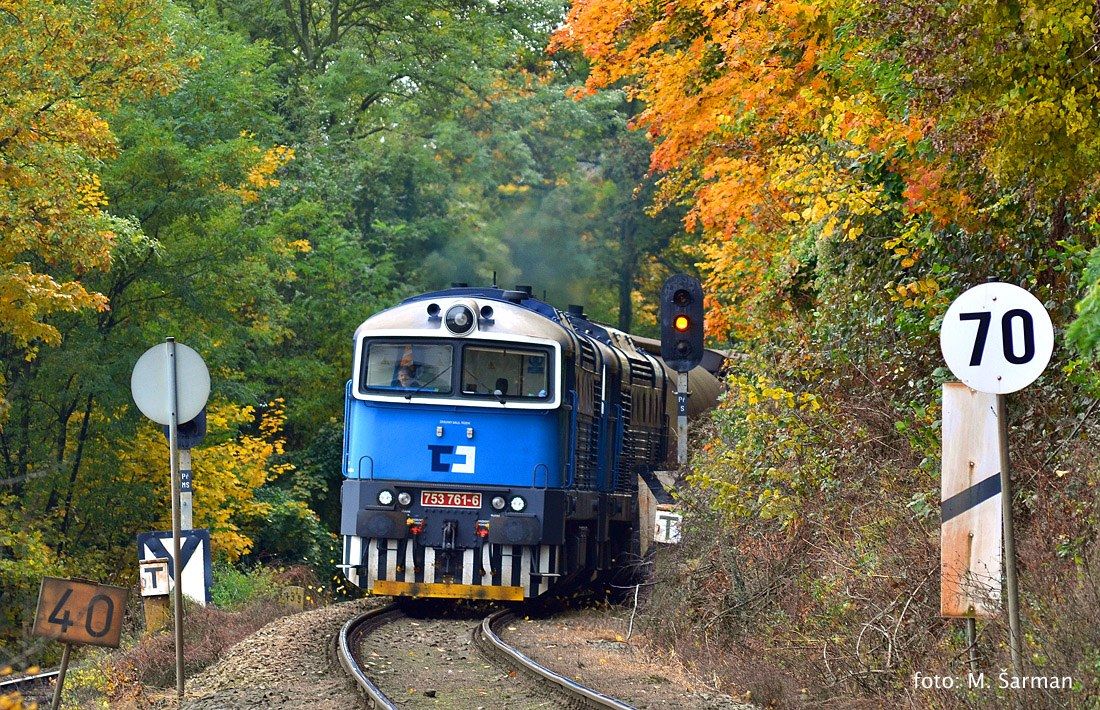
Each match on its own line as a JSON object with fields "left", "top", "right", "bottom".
{"left": 180, "top": 449, "right": 193, "bottom": 530}
{"left": 677, "top": 372, "right": 688, "bottom": 465}
{"left": 131, "top": 338, "right": 209, "bottom": 703}
{"left": 939, "top": 282, "right": 1054, "bottom": 675}
{"left": 165, "top": 339, "right": 184, "bottom": 702}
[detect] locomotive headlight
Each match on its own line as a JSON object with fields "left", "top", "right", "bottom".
{"left": 509, "top": 495, "right": 526, "bottom": 512}
{"left": 444, "top": 304, "right": 475, "bottom": 335}
{"left": 397, "top": 491, "right": 412, "bottom": 506}
{"left": 491, "top": 496, "right": 506, "bottom": 511}
{"left": 377, "top": 490, "right": 394, "bottom": 506}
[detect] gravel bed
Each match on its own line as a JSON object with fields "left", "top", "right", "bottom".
{"left": 129, "top": 597, "right": 753, "bottom": 709}
{"left": 143, "top": 597, "right": 380, "bottom": 708}
{"left": 362, "top": 610, "right": 558, "bottom": 709}
{"left": 501, "top": 607, "right": 756, "bottom": 710}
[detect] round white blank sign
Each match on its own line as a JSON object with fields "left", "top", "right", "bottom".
{"left": 940, "top": 283, "right": 1053, "bottom": 394}
{"left": 131, "top": 342, "right": 210, "bottom": 425}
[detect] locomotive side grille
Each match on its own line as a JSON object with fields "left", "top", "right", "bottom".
{"left": 574, "top": 411, "right": 599, "bottom": 489}
{"left": 613, "top": 389, "right": 637, "bottom": 493}
{"left": 580, "top": 340, "right": 599, "bottom": 370}
{"left": 630, "top": 358, "right": 655, "bottom": 386}
{"left": 615, "top": 385, "right": 667, "bottom": 494}
{"left": 573, "top": 340, "right": 601, "bottom": 490}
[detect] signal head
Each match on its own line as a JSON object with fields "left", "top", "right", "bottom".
{"left": 660, "top": 274, "right": 705, "bottom": 372}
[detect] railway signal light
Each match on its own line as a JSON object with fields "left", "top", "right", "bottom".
{"left": 661, "top": 274, "right": 704, "bottom": 373}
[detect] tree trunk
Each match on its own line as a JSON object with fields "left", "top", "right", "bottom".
{"left": 56, "top": 394, "right": 95, "bottom": 554}
{"left": 618, "top": 216, "right": 637, "bottom": 332}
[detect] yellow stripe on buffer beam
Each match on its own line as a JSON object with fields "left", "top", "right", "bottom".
{"left": 372, "top": 580, "right": 524, "bottom": 601}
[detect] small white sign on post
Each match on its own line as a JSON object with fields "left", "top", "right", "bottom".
{"left": 938, "top": 282, "right": 1053, "bottom": 672}
{"left": 139, "top": 558, "right": 170, "bottom": 598}
{"left": 654, "top": 507, "right": 682, "bottom": 544}
{"left": 137, "top": 529, "right": 212, "bottom": 606}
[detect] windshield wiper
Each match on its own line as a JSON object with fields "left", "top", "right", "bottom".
{"left": 462, "top": 369, "right": 507, "bottom": 404}
{"left": 405, "top": 366, "right": 451, "bottom": 400}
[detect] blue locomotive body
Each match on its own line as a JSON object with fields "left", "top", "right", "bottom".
{"left": 339, "top": 286, "right": 719, "bottom": 600}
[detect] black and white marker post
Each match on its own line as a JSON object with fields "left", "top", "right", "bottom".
{"left": 939, "top": 282, "right": 1054, "bottom": 674}
{"left": 131, "top": 339, "right": 210, "bottom": 702}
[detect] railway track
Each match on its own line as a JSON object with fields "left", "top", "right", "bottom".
{"left": 337, "top": 603, "right": 634, "bottom": 709}
{"left": 0, "top": 667, "right": 60, "bottom": 705}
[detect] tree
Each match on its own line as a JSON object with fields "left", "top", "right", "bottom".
{"left": 0, "top": 0, "right": 181, "bottom": 361}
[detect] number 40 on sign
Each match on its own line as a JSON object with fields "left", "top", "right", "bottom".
{"left": 32, "top": 577, "right": 128, "bottom": 649}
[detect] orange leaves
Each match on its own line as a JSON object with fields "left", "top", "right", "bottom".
{"left": 556, "top": 0, "right": 995, "bottom": 341}
{"left": 554, "top": 0, "right": 848, "bottom": 338}
{"left": 900, "top": 162, "right": 974, "bottom": 230}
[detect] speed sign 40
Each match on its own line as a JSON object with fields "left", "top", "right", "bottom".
{"left": 940, "top": 283, "right": 1054, "bottom": 394}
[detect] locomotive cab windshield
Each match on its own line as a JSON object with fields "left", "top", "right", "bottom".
{"left": 362, "top": 342, "right": 453, "bottom": 394}
{"left": 357, "top": 337, "right": 554, "bottom": 403}
{"left": 461, "top": 345, "right": 548, "bottom": 400}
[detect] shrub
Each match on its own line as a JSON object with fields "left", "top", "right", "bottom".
{"left": 210, "top": 563, "right": 281, "bottom": 610}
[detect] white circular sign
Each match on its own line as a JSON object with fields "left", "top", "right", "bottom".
{"left": 131, "top": 342, "right": 210, "bottom": 425}
{"left": 940, "top": 282, "right": 1053, "bottom": 394}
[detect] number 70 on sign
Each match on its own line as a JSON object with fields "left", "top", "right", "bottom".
{"left": 940, "top": 283, "right": 1054, "bottom": 395}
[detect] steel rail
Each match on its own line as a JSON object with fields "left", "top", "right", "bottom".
{"left": 0, "top": 668, "right": 60, "bottom": 690}
{"left": 475, "top": 609, "right": 635, "bottom": 709}
{"left": 337, "top": 604, "right": 402, "bottom": 710}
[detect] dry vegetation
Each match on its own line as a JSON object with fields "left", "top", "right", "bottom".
{"left": 641, "top": 378, "right": 1100, "bottom": 708}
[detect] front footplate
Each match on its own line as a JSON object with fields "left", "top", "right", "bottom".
{"left": 371, "top": 579, "right": 524, "bottom": 601}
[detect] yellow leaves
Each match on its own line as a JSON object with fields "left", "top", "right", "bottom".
{"left": 0, "top": 265, "right": 110, "bottom": 348}
{"left": 886, "top": 276, "right": 939, "bottom": 308}
{"left": 116, "top": 399, "right": 293, "bottom": 562}
{"left": 688, "top": 370, "right": 828, "bottom": 530}
{"left": 0, "top": 0, "right": 181, "bottom": 357}
{"left": 238, "top": 145, "right": 295, "bottom": 203}
{"left": 76, "top": 174, "right": 109, "bottom": 212}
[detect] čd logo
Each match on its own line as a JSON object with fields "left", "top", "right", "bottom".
{"left": 428, "top": 445, "right": 476, "bottom": 473}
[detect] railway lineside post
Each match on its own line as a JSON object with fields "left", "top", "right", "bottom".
{"left": 939, "top": 282, "right": 1054, "bottom": 676}
{"left": 131, "top": 338, "right": 210, "bottom": 702}
{"left": 31, "top": 577, "right": 128, "bottom": 710}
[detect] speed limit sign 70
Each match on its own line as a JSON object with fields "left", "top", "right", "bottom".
{"left": 940, "top": 282, "right": 1054, "bottom": 394}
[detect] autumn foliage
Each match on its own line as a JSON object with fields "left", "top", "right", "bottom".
{"left": 556, "top": 0, "right": 1100, "bottom": 704}
{"left": 0, "top": 0, "right": 182, "bottom": 352}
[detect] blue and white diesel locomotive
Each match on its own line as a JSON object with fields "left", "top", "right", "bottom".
{"left": 339, "top": 285, "right": 722, "bottom": 601}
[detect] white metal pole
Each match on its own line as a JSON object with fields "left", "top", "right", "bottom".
{"left": 166, "top": 337, "right": 185, "bottom": 701}
{"left": 180, "top": 449, "right": 193, "bottom": 530}
{"left": 677, "top": 371, "right": 689, "bottom": 465}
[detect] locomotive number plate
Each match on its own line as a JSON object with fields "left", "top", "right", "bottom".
{"left": 421, "top": 491, "right": 482, "bottom": 508}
